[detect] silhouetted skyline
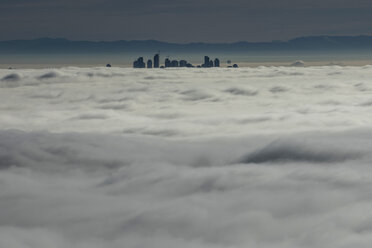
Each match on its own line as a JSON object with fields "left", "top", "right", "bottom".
{"left": 133, "top": 55, "right": 223, "bottom": 68}
{"left": 1, "top": 0, "right": 372, "bottom": 43}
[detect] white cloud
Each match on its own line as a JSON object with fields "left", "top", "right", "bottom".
{"left": 1, "top": 66, "right": 372, "bottom": 247}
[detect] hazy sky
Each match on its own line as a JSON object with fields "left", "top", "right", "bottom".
{"left": 1, "top": 0, "right": 372, "bottom": 42}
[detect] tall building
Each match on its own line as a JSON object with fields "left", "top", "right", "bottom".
{"left": 138, "top": 57, "right": 145, "bottom": 68}
{"left": 165, "top": 58, "right": 171, "bottom": 68}
{"left": 209, "top": 60, "right": 214, "bottom": 67}
{"left": 203, "top": 56, "right": 210, "bottom": 67}
{"left": 171, "top": 60, "right": 179, "bottom": 67}
{"left": 147, "top": 59, "right": 153, "bottom": 68}
{"left": 133, "top": 59, "right": 138, "bottom": 68}
{"left": 202, "top": 56, "right": 216, "bottom": 68}
{"left": 154, "top": 54, "right": 159, "bottom": 68}
{"left": 179, "top": 60, "right": 187, "bottom": 67}
{"left": 214, "top": 58, "right": 220, "bottom": 67}
{"left": 133, "top": 57, "right": 146, "bottom": 68}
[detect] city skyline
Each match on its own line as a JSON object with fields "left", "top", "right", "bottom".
{"left": 133, "top": 55, "right": 224, "bottom": 68}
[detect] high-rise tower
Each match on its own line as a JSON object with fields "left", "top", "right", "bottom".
{"left": 154, "top": 54, "right": 160, "bottom": 68}
{"left": 204, "top": 56, "right": 210, "bottom": 67}
{"left": 147, "top": 59, "right": 153, "bottom": 68}
{"left": 165, "top": 58, "right": 171, "bottom": 68}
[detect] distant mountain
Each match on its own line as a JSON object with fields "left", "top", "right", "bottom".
{"left": 1, "top": 36, "right": 372, "bottom": 54}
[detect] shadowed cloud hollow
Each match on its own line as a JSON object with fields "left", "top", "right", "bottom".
{"left": 238, "top": 140, "right": 361, "bottom": 164}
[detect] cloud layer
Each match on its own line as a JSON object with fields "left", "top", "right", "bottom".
{"left": 2, "top": 66, "right": 372, "bottom": 136}
{"left": 1, "top": 66, "right": 372, "bottom": 247}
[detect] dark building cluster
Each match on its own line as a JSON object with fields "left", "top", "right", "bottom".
{"left": 133, "top": 57, "right": 146, "bottom": 68}
{"left": 163, "top": 58, "right": 193, "bottom": 68}
{"left": 133, "top": 54, "right": 235, "bottom": 69}
{"left": 201, "top": 56, "right": 220, "bottom": 68}
{"left": 133, "top": 54, "right": 159, "bottom": 68}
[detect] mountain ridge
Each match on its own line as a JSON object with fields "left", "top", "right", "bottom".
{"left": 1, "top": 35, "right": 372, "bottom": 54}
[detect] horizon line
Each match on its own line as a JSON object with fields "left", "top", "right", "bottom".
{"left": 2, "top": 34, "right": 372, "bottom": 44}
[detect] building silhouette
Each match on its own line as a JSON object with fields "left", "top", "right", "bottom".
{"left": 179, "top": 60, "right": 187, "bottom": 67}
{"left": 209, "top": 60, "right": 214, "bottom": 67}
{"left": 202, "top": 56, "right": 215, "bottom": 68}
{"left": 165, "top": 58, "right": 171, "bottom": 67}
{"left": 133, "top": 61, "right": 138, "bottom": 68}
{"left": 147, "top": 59, "right": 153, "bottom": 68}
{"left": 204, "top": 56, "right": 209, "bottom": 65}
{"left": 154, "top": 54, "right": 159, "bottom": 68}
{"left": 171, "top": 60, "right": 179, "bottom": 67}
{"left": 202, "top": 56, "right": 210, "bottom": 68}
{"left": 133, "top": 57, "right": 145, "bottom": 68}
{"left": 132, "top": 54, "right": 224, "bottom": 69}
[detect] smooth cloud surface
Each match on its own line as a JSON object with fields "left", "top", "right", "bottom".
{"left": 1, "top": 66, "right": 372, "bottom": 248}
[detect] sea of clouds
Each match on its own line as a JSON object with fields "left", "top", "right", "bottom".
{"left": 2, "top": 66, "right": 372, "bottom": 248}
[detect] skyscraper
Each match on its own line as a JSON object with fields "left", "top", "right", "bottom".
{"left": 133, "top": 57, "right": 146, "bottom": 68}
{"left": 203, "top": 56, "right": 210, "bottom": 67}
{"left": 171, "top": 60, "right": 179, "bottom": 67}
{"left": 154, "top": 54, "right": 159, "bottom": 68}
{"left": 165, "top": 58, "right": 171, "bottom": 68}
{"left": 147, "top": 59, "right": 153, "bottom": 68}
{"left": 214, "top": 58, "right": 220, "bottom": 67}
{"left": 179, "top": 60, "right": 187, "bottom": 67}
{"left": 138, "top": 57, "right": 145, "bottom": 68}
{"left": 209, "top": 60, "right": 214, "bottom": 67}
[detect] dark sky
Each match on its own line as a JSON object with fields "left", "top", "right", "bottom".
{"left": 1, "top": 0, "right": 372, "bottom": 43}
